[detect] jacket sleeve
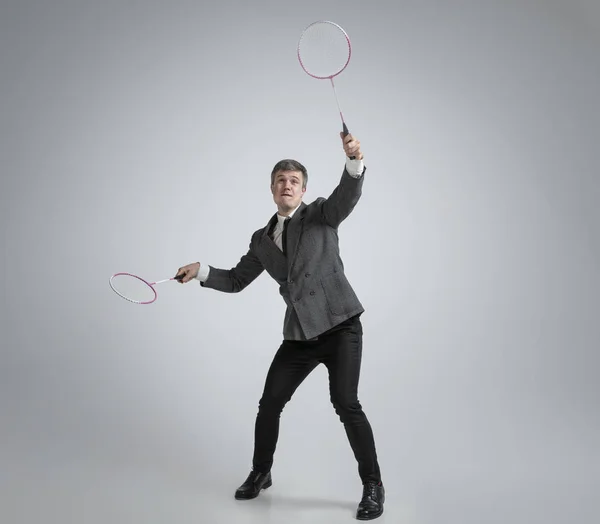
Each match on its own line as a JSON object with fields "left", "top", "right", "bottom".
{"left": 320, "top": 167, "right": 365, "bottom": 229}
{"left": 200, "top": 239, "right": 265, "bottom": 293}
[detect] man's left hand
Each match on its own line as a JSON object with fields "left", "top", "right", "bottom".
{"left": 340, "top": 132, "right": 364, "bottom": 160}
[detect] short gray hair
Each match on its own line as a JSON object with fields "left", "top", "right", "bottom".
{"left": 270, "top": 159, "right": 308, "bottom": 189}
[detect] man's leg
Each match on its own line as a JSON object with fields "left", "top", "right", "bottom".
{"left": 252, "top": 339, "right": 319, "bottom": 472}
{"left": 320, "top": 316, "right": 385, "bottom": 519}
{"left": 236, "top": 339, "right": 318, "bottom": 499}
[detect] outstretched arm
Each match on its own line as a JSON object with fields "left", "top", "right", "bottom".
{"left": 175, "top": 243, "right": 265, "bottom": 293}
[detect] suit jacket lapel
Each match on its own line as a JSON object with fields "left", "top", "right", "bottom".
{"left": 260, "top": 213, "right": 287, "bottom": 263}
{"left": 285, "top": 202, "right": 306, "bottom": 271}
{"left": 259, "top": 203, "right": 306, "bottom": 271}
{"left": 261, "top": 213, "right": 278, "bottom": 242}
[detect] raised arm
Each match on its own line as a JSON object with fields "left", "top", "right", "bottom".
{"left": 320, "top": 132, "right": 366, "bottom": 228}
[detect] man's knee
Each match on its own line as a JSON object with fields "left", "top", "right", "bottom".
{"left": 258, "top": 391, "right": 292, "bottom": 415}
{"left": 331, "top": 396, "right": 363, "bottom": 422}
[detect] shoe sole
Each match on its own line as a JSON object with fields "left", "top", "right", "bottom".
{"left": 356, "top": 506, "right": 384, "bottom": 520}
{"left": 234, "top": 479, "right": 273, "bottom": 500}
{"left": 356, "top": 493, "right": 385, "bottom": 520}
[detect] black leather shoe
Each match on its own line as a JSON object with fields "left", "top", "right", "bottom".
{"left": 234, "top": 470, "right": 272, "bottom": 500}
{"left": 356, "top": 481, "right": 385, "bottom": 520}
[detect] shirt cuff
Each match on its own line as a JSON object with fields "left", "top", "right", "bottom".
{"left": 345, "top": 157, "right": 365, "bottom": 178}
{"left": 195, "top": 264, "right": 210, "bottom": 282}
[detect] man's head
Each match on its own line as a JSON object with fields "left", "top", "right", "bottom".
{"left": 270, "top": 159, "right": 307, "bottom": 215}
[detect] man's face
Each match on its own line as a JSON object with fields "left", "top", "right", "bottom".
{"left": 271, "top": 170, "right": 305, "bottom": 214}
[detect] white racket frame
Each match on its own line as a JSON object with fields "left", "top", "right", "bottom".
{"left": 297, "top": 20, "right": 354, "bottom": 137}
{"left": 297, "top": 20, "right": 352, "bottom": 80}
{"left": 109, "top": 272, "right": 179, "bottom": 304}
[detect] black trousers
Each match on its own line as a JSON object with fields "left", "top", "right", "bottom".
{"left": 252, "top": 315, "right": 382, "bottom": 484}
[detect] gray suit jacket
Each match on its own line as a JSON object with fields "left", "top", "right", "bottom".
{"left": 201, "top": 166, "right": 365, "bottom": 340}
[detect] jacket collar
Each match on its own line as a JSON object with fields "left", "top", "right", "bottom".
{"left": 262, "top": 201, "right": 307, "bottom": 238}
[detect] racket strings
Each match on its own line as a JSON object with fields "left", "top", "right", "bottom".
{"left": 110, "top": 273, "right": 156, "bottom": 304}
{"left": 298, "top": 21, "right": 351, "bottom": 79}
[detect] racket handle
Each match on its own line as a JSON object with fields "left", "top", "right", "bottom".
{"left": 342, "top": 122, "right": 356, "bottom": 160}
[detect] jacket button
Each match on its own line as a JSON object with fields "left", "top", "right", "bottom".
{"left": 310, "top": 291, "right": 315, "bottom": 296}
{"left": 305, "top": 273, "right": 310, "bottom": 277}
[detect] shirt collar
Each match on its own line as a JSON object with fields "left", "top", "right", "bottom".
{"left": 277, "top": 203, "right": 300, "bottom": 224}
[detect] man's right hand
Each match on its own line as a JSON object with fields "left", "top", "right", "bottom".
{"left": 175, "top": 262, "right": 200, "bottom": 283}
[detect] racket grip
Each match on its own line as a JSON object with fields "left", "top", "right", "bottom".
{"left": 342, "top": 122, "right": 356, "bottom": 160}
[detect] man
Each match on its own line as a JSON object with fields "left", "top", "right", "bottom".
{"left": 175, "top": 132, "right": 384, "bottom": 520}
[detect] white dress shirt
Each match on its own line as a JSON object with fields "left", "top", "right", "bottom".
{"left": 195, "top": 157, "right": 364, "bottom": 283}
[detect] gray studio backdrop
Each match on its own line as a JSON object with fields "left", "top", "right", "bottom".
{"left": 1, "top": 1, "right": 598, "bottom": 523}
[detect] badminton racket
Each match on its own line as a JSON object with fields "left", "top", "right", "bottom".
{"left": 109, "top": 272, "right": 184, "bottom": 304}
{"left": 297, "top": 20, "right": 355, "bottom": 157}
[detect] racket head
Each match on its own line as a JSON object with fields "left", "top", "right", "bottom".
{"left": 297, "top": 20, "right": 352, "bottom": 80}
{"left": 109, "top": 272, "right": 157, "bottom": 304}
